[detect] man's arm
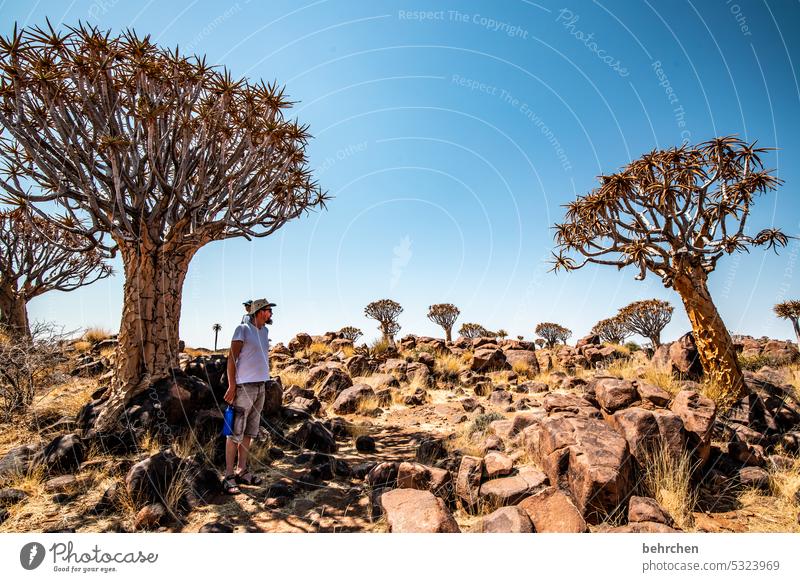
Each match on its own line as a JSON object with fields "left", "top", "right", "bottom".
{"left": 224, "top": 341, "right": 244, "bottom": 404}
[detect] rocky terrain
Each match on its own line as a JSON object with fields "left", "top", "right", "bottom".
{"left": 1, "top": 331, "right": 799, "bottom": 533}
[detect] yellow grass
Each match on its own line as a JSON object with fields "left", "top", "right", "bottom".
{"left": 511, "top": 359, "right": 536, "bottom": 379}
{"left": 82, "top": 327, "right": 112, "bottom": 344}
{"left": 434, "top": 353, "right": 463, "bottom": 378}
{"left": 339, "top": 345, "right": 355, "bottom": 358}
{"left": 72, "top": 340, "right": 92, "bottom": 353}
{"left": 641, "top": 445, "right": 698, "bottom": 531}
{"left": 277, "top": 368, "right": 311, "bottom": 389}
{"left": 355, "top": 394, "right": 381, "bottom": 414}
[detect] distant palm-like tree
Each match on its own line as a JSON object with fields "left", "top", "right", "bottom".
{"left": 212, "top": 323, "right": 222, "bottom": 351}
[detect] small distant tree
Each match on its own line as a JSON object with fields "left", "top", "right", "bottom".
{"left": 212, "top": 323, "right": 222, "bottom": 351}
{"left": 427, "top": 303, "right": 460, "bottom": 343}
{"left": 618, "top": 300, "right": 673, "bottom": 347}
{"left": 536, "top": 322, "right": 571, "bottom": 348}
{"left": 591, "top": 315, "right": 632, "bottom": 344}
{"left": 364, "top": 299, "right": 402, "bottom": 347}
{"left": 552, "top": 136, "right": 787, "bottom": 401}
{"left": 773, "top": 300, "right": 800, "bottom": 348}
{"left": 517, "top": 335, "right": 524, "bottom": 341}
{"left": 0, "top": 208, "right": 111, "bottom": 339}
{"left": 339, "top": 326, "right": 363, "bottom": 342}
{"left": 0, "top": 24, "right": 328, "bottom": 430}
{"left": 496, "top": 329, "right": 508, "bottom": 340}
{"left": 459, "top": 322, "right": 488, "bottom": 339}
{"left": 535, "top": 338, "right": 545, "bottom": 348}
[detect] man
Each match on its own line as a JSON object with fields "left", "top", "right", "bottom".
{"left": 222, "top": 298, "right": 276, "bottom": 494}
{"left": 241, "top": 300, "right": 252, "bottom": 324}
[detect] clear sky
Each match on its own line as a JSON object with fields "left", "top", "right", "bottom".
{"left": 5, "top": 0, "right": 800, "bottom": 348}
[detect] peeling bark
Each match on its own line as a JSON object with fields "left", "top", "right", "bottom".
{"left": 0, "top": 282, "right": 30, "bottom": 340}
{"left": 93, "top": 240, "right": 195, "bottom": 432}
{"left": 673, "top": 265, "right": 746, "bottom": 402}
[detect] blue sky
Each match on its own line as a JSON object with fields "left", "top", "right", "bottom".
{"left": 5, "top": 0, "right": 800, "bottom": 348}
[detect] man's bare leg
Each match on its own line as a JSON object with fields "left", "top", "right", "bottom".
{"left": 236, "top": 435, "right": 252, "bottom": 474}
{"left": 225, "top": 438, "right": 239, "bottom": 477}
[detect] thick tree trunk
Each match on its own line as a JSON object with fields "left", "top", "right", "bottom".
{"left": 444, "top": 326, "right": 452, "bottom": 343}
{"left": 649, "top": 333, "right": 662, "bottom": 348}
{"left": 93, "top": 242, "right": 194, "bottom": 432}
{"left": 0, "top": 283, "right": 31, "bottom": 340}
{"left": 791, "top": 317, "right": 800, "bottom": 351}
{"left": 672, "top": 265, "right": 746, "bottom": 402}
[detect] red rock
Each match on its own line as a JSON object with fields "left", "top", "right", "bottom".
{"left": 474, "top": 506, "right": 533, "bottom": 533}
{"left": 380, "top": 489, "right": 460, "bottom": 533}
{"left": 478, "top": 466, "right": 548, "bottom": 506}
{"left": 607, "top": 522, "right": 680, "bottom": 533}
{"left": 483, "top": 452, "right": 514, "bottom": 479}
{"left": 594, "top": 378, "right": 638, "bottom": 412}
{"left": 636, "top": 382, "right": 671, "bottom": 407}
{"left": 628, "top": 496, "right": 674, "bottom": 526}
{"left": 517, "top": 487, "right": 587, "bottom": 532}
{"left": 671, "top": 390, "right": 716, "bottom": 465}
{"left": 456, "top": 456, "right": 484, "bottom": 508}
{"left": 396, "top": 462, "right": 451, "bottom": 497}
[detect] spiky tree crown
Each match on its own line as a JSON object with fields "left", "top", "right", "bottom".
{"left": 427, "top": 303, "right": 460, "bottom": 328}
{"left": 459, "top": 322, "right": 488, "bottom": 339}
{"left": 339, "top": 326, "right": 362, "bottom": 341}
{"left": 364, "top": 299, "right": 402, "bottom": 336}
{"left": 591, "top": 315, "right": 631, "bottom": 344}
{"left": 552, "top": 136, "right": 787, "bottom": 286}
{"left": 0, "top": 22, "right": 327, "bottom": 252}
{"left": 535, "top": 322, "right": 572, "bottom": 345}
{"left": 774, "top": 300, "right": 800, "bottom": 320}
{"left": 617, "top": 299, "right": 673, "bottom": 339}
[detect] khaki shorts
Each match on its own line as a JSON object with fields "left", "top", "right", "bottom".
{"left": 229, "top": 382, "right": 265, "bottom": 443}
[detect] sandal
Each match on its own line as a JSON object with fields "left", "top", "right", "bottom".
{"left": 222, "top": 475, "right": 240, "bottom": 495}
{"left": 235, "top": 471, "right": 263, "bottom": 486}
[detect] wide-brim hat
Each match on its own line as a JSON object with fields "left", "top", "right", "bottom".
{"left": 248, "top": 298, "right": 277, "bottom": 315}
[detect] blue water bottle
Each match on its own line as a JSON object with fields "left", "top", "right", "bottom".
{"left": 222, "top": 405, "right": 235, "bottom": 436}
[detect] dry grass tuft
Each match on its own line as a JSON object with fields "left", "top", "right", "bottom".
{"left": 277, "top": 369, "right": 310, "bottom": 390}
{"left": 511, "top": 359, "right": 535, "bottom": 379}
{"left": 641, "top": 445, "right": 698, "bottom": 531}
{"left": 355, "top": 394, "right": 381, "bottom": 415}
{"left": 434, "top": 353, "right": 463, "bottom": 379}
{"left": 82, "top": 327, "right": 112, "bottom": 345}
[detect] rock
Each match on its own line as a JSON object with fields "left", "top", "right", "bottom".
{"left": 287, "top": 420, "right": 337, "bottom": 453}
{"left": 332, "top": 383, "right": 377, "bottom": 414}
{"left": 134, "top": 502, "right": 168, "bottom": 530}
{"left": 125, "top": 449, "right": 182, "bottom": 505}
{"left": 542, "top": 392, "right": 600, "bottom": 417}
{"left": 576, "top": 334, "right": 601, "bottom": 349}
{"left": 35, "top": 434, "right": 85, "bottom": 476}
{"left": 628, "top": 496, "right": 674, "bottom": 526}
{"left": 70, "top": 359, "right": 106, "bottom": 377}
{"left": 262, "top": 379, "right": 283, "bottom": 417}
{"left": 478, "top": 466, "right": 548, "bottom": 506}
{"left": 288, "top": 333, "right": 313, "bottom": 352}
{"left": 636, "top": 382, "right": 672, "bottom": 407}
{"left": 470, "top": 348, "right": 507, "bottom": 372}
{"left": 380, "top": 489, "right": 460, "bottom": 533}
{"left": 43, "top": 475, "right": 81, "bottom": 494}
{"left": 365, "top": 462, "right": 399, "bottom": 489}
{"left": 199, "top": 520, "right": 234, "bottom": 533}
{"left": 523, "top": 415, "right": 633, "bottom": 523}
{"left": 355, "top": 435, "right": 376, "bottom": 453}
{"left": 609, "top": 407, "right": 685, "bottom": 466}
{"left": 489, "top": 389, "right": 512, "bottom": 406}
{"left": 92, "top": 483, "right": 120, "bottom": 515}
{"left": 473, "top": 506, "right": 533, "bottom": 533}
{"left": 344, "top": 354, "right": 371, "bottom": 377}
{"left": 403, "top": 387, "right": 427, "bottom": 406}
{"left": 0, "top": 488, "right": 28, "bottom": 506}
{"left": 396, "top": 462, "right": 451, "bottom": 497}
{"left": 504, "top": 350, "right": 540, "bottom": 375}
{"left": 381, "top": 358, "right": 408, "bottom": 380}
{"left": 727, "top": 441, "right": 765, "bottom": 467}
{"left": 316, "top": 369, "right": 353, "bottom": 402}
{"left": 416, "top": 438, "right": 449, "bottom": 464}
{"left": 461, "top": 398, "right": 483, "bottom": 413}
{"left": 357, "top": 373, "right": 400, "bottom": 391}
{"left": 0, "top": 443, "right": 41, "bottom": 483}
{"left": 738, "top": 466, "right": 770, "bottom": 491}
{"left": 517, "top": 487, "right": 588, "bottom": 532}
{"left": 483, "top": 452, "right": 514, "bottom": 479}
{"left": 671, "top": 390, "right": 716, "bottom": 466}
{"left": 594, "top": 378, "right": 638, "bottom": 412}
{"left": 668, "top": 333, "right": 704, "bottom": 380}
{"left": 0, "top": 508, "right": 8, "bottom": 525}
{"left": 455, "top": 456, "right": 484, "bottom": 509}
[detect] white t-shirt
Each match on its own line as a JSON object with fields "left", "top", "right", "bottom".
{"left": 231, "top": 321, "right": 270, "bottom": 383}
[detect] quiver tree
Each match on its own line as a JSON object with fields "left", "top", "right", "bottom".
{"left": 535, "top": 322, "right": 571, "bottom": 348}
{"left": 364, "top": 299, "right": 402, "bottom": 346}
{"left": 339, "top": 326, "right": 362, "bottom": 342}
{"left": 0, "top": 23, "right": 327, "bottom": 431}
{"left": 773, "top": 300, "right": 800, "bottom": 348}
{"left": 0, "top": 208, "right": 111, "bottom": 339}
{"left": 535, "top": 338, "right": 545, "bottom": 348}
{"left": 427, "top": 303, "right": 460, "bottom": 343}
{"left": 617, "top": 300, "right": 673, "bottom": 347}
{"left": 591, "top": 315, "right": 631, "bottom": 345}
{"left": 458, "top": 322, "right": 488, "bottom": 339}
{"left": 552, "top": 136, "right": 787, "bottom": 401}
{"left": 496, "top": 329, "right": 508, "bottom": 340}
